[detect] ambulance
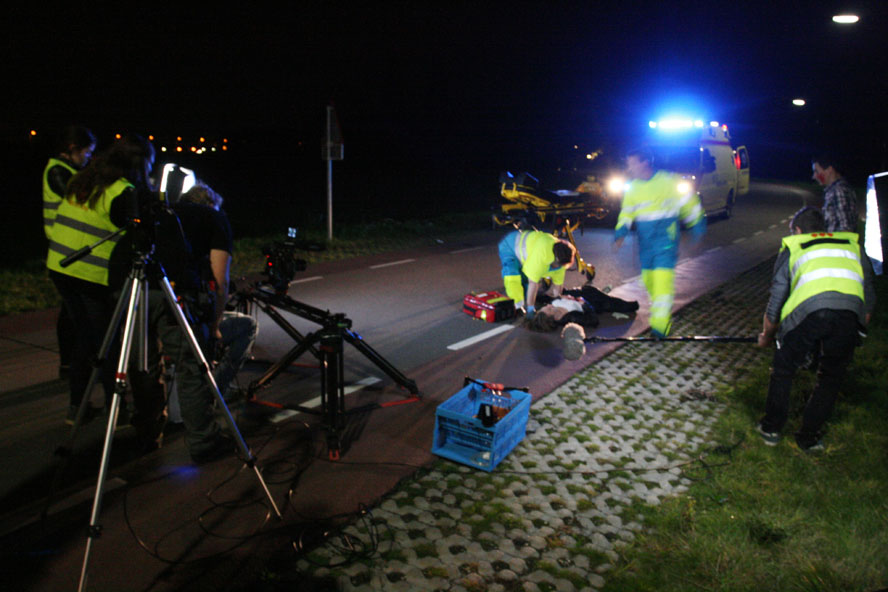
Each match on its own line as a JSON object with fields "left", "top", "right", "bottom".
{"left": 646, "top": 119, "right": 750, "bottom": 218}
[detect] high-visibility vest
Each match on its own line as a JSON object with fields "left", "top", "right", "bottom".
{"left": 779, "top": 231, "right": 865, "bottom": 322}
{"left": 46, "top": 178, "right": 131, "bottom": 286}
{"left": 514, "top": 230, "right": 566, "bottom": 285}
{"left": 42, "top": 157, "right": 77, "bottom": 237}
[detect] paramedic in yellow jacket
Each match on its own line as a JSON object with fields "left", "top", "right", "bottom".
{"left": 499, "top": 229, "right": 576, "bottom": 319}
{"left": 613, "top": 148, "right": 706, "bottom": 337}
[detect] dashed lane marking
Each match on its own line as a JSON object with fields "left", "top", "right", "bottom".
{"left": 447, "top": 325, "right": 514, "bottom": 350}
{"left": 369, "top": 258, "right": 416, "bottom": 269}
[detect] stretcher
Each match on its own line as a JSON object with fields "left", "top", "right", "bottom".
{"left": 493, "top": 171, "right": 613, "bottom": 229}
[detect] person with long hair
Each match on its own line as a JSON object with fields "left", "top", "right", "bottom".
{"left": 46, "top": 134, "right": 155, "bottom": 424}
{"left": 42, "top": 125, "right": 97, "bottom": 378}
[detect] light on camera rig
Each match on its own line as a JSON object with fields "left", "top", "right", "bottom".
{"left": 263, "top": 227, "right": 308, "bottom": 292}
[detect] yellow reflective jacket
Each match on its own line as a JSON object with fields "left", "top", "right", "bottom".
{"left": 46, "top": 178, "right": 130, "bottom": 286}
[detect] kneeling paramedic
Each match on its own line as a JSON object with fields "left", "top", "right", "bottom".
{"left": 756, "top": 206, "right": 875, "bottom": 451}
{"left": 499, "top": 229, "right": 576, "bottom": 319}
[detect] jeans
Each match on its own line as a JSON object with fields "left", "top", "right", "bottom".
{"left": 128, "top": 289, "right": 223, "bottom": 456}
{"left": 760, "top": 309, "right": 859, "bottom": 447}
{"left": 214, "top": 311, "right": 258, "bottom": 398}
{"left": 49, "top": 271, "right": 117, "bottom": 407}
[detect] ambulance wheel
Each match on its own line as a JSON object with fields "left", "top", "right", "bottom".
{"left": 722, "top": 190, "right": 735, "bottom": 219}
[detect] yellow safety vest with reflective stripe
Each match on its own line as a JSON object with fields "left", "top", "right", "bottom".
{"left": 46, "top": 178, "right": 131, "bottom": 286}
{"left": 779, "top": 231, "right": 864, "bottom": 322}
{"left": 42, "top": 157, "right": 77, "bottom": 238}
{"left": 515, "top": 230, "right": 566, "bottom": 285}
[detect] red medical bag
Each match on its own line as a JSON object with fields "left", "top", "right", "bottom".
{"left": 462, "top": 291, "right": 515, "bottom": 323}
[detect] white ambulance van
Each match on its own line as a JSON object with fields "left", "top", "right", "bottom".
{"left": 646, "top": 119, "right": 750, "bottom": 218}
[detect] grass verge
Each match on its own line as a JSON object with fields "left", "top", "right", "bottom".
{"left": 0, "top": 210, "right": 492, "bottom": 317}
{"left": 601, "top": 275, "right": 888, "bottom": 592}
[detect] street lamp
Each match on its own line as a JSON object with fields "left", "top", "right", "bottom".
{"left": 832, "top": 14, "right": 859, "bottom": 24}
{"left": 792, "top": 98, "right": 806, "bottom": 106}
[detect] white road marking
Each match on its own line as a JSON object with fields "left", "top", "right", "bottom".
{"left": 707, "top": 246, "right": 722, "bottom": 253}
{"left": 290, "top": 276, "right": 324, "bottom": 284}
{"left": 447, "top": 325, "right": 514, "bottom": 350}
{"left": 369, "top": 258, "right": 416, "bottom": 269}
{"left": 753, "top": 230, "right": 764, "bottom": 236}
{"left": 270, "top": 377, "right": 382, "bottom": 423}
{"left": 732, "top": 237, "right": 747, "bottom": 244}
{"left": 450, "top": 246, "right": 484, "bottom": 254}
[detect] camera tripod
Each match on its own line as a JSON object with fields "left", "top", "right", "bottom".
{"left": 236, "top": 282, "right": 420, "bottom": 459}
{"left": 52, "top": 246, "right": 282, "bottom": 592}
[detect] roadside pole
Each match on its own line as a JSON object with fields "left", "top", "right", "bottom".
{"left": 325, "top": 105, "right": 344, "bottom": 242}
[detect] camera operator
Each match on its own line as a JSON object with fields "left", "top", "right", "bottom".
{"left": 109, "top": 179, "right": 248, "bottom": 463}
{"left": 176, "top": 184, "right": 257, "bottom": 402}
{"left": 46, "top": 134, "right": 152, "bottom": 425}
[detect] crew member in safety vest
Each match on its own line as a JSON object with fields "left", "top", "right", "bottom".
{"left": 756, "top": 206, "right": 875, "bottom": 452}
{"left": 499, "top": 229, "right": 576, "bottom": 319}
{"left": 613, "top": 147, "right": 706, "bottom": 337}
{"left": 46, "top": 134, "right": 155, "bottom": 425}
{"left": 42, "top": 125, "right": 96, "bottom": 378}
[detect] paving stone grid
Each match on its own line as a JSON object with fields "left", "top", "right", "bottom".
{"left": 297, "top": 260, "right": 774, "bottom": 591}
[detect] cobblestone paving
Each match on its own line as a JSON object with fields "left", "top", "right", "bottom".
{"left": 297, "top": 261, "right": 774, "bottom": 591}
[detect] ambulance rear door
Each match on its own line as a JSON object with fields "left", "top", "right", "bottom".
{"left": 735, "top": 146, "right": 750, "bottom": 195}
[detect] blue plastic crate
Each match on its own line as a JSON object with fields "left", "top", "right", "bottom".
{"left": 432, "top": 380, "right": 531, "bottom": 471}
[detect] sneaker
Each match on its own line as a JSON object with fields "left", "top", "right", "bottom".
{"left": 756, "top": 423, "right": 780, "bottom": 446}
{"left": 798, "top": 439, "right": 825, "bottom": 454}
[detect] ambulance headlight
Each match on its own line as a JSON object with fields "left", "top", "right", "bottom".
{"left": 677, "top": 181, "right": 692, "bottom": 195}
{"left": 607, "top": 176, "right": 626, "bottom": 195}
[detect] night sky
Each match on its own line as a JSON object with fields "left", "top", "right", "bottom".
{"left": 4, "top": 2, "right": 888, "bottom": 256}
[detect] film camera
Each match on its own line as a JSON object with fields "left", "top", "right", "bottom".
{"left": 263, "top": 228, "right": 309, "bottom": 291}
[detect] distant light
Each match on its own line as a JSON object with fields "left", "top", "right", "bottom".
{"left": 792, "top": 98, "right": 806, "bottom": 106}
{"left": 161, "top": 146, "right": 167, "bottom": 152}
{"left": 199, "top": 137, "right": 205, "bottom": 143}
{"left": 832, "top": 14, "right": 859, "bottom": 24}
{"left": 574, "top": 144, "right": 579, "bottom": 149}
{"left": 148, "top": 135, "right": 155, "bottom": 141}
{"left": 694, "top": 120, "right": 704, "bottom": 128}
{"left": 222, "top": 145, "right": 227, "bottom": 151}
{"left": 722, "top": 124, "right": 728, "bottom": 132}
{"left": 709, "top": 121, "right": 719, "bottom": 127}
{"left": 30, "top": 129, "right": 37, "bottom": 136}
{"left": 677, "top": 181, "right": 692, "bottom": 195}
{"left": 115, "top": 133, "right": 121, "bottom": 139}
{"left": 222, "top": 138, "right": 228, "bottom": 143}
{"left": 607, "top": 177, "right": 625, "bottom": 194}
{"left": 649, "top": 121, "right": 658, "bottom": 128}
{"left": 176, "top": 146, "right": 183, "bottom": 152}
{"left": 586, "top": 153, "right": 594, "bottom": 160}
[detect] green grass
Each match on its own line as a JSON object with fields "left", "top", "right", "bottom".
{"left": 0, "top": 210, "right": 492, "bottom": 316}
{"left": 601, "top": 275, "right": 888, "bottom": 592}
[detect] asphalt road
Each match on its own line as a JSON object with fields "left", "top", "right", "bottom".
{"left": 240, "top": 180, "right": 819, "bottom": 409}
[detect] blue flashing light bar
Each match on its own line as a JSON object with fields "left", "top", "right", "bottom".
{"left": 649, "top": 118, "right": 706, "bottom": 131}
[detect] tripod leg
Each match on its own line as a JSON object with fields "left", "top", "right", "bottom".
{"left": 42, "top": 272, "right": 135, "bottom": 523}
{"left": 343, "top": 329, "right": 419, "bottom": 395}
{"left": 79, "top": 272, "right": 145, "bottom": 592}
{"left": 156, "top": 277, "right": 282, "bottom": 519}
{"left": 320, "top": 328, "right": 345, "bottom": 460}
